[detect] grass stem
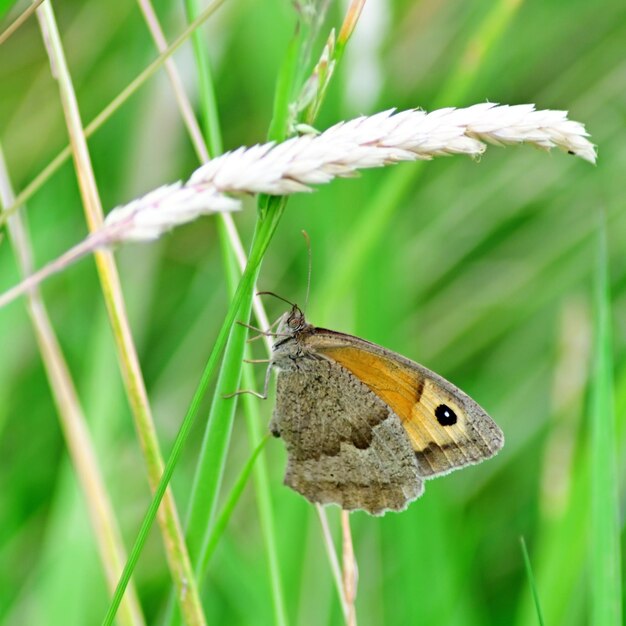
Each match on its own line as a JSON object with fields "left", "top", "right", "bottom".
{"left": 35, "top": 3, "right": 204, "bottom": 624}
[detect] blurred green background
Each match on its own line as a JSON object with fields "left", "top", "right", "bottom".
{"left": 0, "top": 0, "right": 624, "bottom": 624}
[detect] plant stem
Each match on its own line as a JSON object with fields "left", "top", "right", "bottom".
{"left": 103, "top": 197, "right": 285, "bottom": 625}
{"left": 35, "top": 3, "right": 204, "bottom": 624}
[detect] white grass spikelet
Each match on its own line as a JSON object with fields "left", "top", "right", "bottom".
{"left": 0, "top": 102, "right": 596, "bottom": 309}
{"left": 102, "top": 103, "right": 594, "bottom": 243}
{"left": 102, "top": 182, "right": 240, "bottom": 243}
{"left": 186, "top": 103, "right": 594, "bottom": 200}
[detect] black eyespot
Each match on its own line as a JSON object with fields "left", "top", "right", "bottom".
{"left": 435, "top": 404, "right": 457, "bottom": 426}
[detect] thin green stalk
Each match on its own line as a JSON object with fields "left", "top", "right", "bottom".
{"left": 519, "top": 537, "right": 545, "bottom": 626}
{"left": 178, "top": 0, "right": 229, "bottom": 577}
{"left": 133, "top": 3, "right": 282, "bottom": 622}
{"left": 183, "top": 279, "right": 254, "bottom": 563}
{"left": 241, "top": 361, "right": 288, "bottom": 626}
{"left": 183, "top": 0, "right": 222, "bottom": 155}
{"left": 35, "top": 3, "right": 204, "bottom": 624}
{"left": 267, "top": 30, "right": 303, "bottom": 143}
{"left": 162, "top": 221, "right": 275, "bottom": 626}
{"left": 164, "top": 9, "right": 308, "bottom": 626}
{"left": 0, "top": 0, "right": 226, "bottom": 228}
{"left": 180, "top": 1, "right": 301, "bottom": 608}
{"left": 589, "top": 212, "right": 622, "bottom": 626}
{"left": 178, "top": 5, "right": 367, "bottom": 620}
{"left": 223, "top": 226, "right": 288, "bottom": 626}
{"left": 103, "top": 198, "right": 286, "bottom": 626}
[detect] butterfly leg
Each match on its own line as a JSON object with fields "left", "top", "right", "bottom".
{"left": 237, "top": 321, "right": 270, "bottom": 334}
{"left": 224, "top": 389, "right": 267, "bottom": 399}
{"left": 237, "top": 315, "right": 281, "bottom": 336}
{"left": 237, "top": 321, "right": 272, "bottom": 343}
{"left": 240, "top": 323, "right": 290, "bottom": 343}
{"left": 223, "top": 362, "right": 273, "bottom": 400}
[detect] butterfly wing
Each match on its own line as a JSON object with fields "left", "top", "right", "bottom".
{"left": 271, "top": 355, "right": 423, "bottom": 515}
{"left": 306, "top": 330, "right": 504, "bottom": 478}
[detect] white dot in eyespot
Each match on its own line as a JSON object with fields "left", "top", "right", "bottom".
{"left": 435, "top": 404, "right": 457, "bottom": 426}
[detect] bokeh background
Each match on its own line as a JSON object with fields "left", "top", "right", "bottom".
{"left": 0, "top": 0, "right": 624, "bottom": 624}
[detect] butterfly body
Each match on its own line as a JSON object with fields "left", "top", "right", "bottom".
{"left": 269, "top": 306, "right": 504, "bottom": 515}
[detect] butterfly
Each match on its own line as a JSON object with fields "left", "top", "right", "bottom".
{"left": 263, "top": 302, "right": 504, "bottom": 516}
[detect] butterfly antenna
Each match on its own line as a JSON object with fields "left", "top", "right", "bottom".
{"left": 256, "top": 291, "right": 297, "bottom": 308}
{"left": 301, "top": 230, "right": 312, "bottom": 315}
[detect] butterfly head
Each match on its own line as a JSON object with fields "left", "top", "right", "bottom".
{"left": 276, "top": 304, "right": 307, "bottom": 336}
{"left": 270, "top": 305, "right": 311, "bottom": 363}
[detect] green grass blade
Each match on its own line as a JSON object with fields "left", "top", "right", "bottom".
{"left": 266, "top": 30, "right": 302, "bottom": 143}
{"left": 178, "top": 0, "right": 293, "bottom": 605}
{"left": 102, "top": 250, "right": 261, "bottom": 626}
{"left": 176, "top": 6, "right": 361, "bottom": 623}
{"left": 159, "top": 249, "right": 261, "bottom": 626}
{"left": 589, "top": 212, "right": 622, "bottom": 626}
{"left": 244, "top": 386, "right": 288, "bottom": 626}
{"left": 201, "top": 434, "right": 270, "bottom": 569}
{"left": 520, "top": 536, "right": 546, "bottom": 626}
{"left": 183, "top": 283, "right": 253, "bottom": 565}
{"left": 180, "top": 0, "right": 324, "bottom": 593}
{"left": 175, "top": 0, "right": 247, "bottom": 574}
{"left": 222, "top": 234, "right": 288, "bottom": 626}
{"left": 241, "top": 364, "right": 288, "bottom": 626}
{"left": 183, "top": 0, "right": 223, "bottom": 156}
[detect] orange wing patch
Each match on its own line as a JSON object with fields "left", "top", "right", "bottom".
{"left": 319, "top": 345, "right": 470, "bottom": 457}
{"left": 320, "top": 345, "right": 421, "bottom": 420}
